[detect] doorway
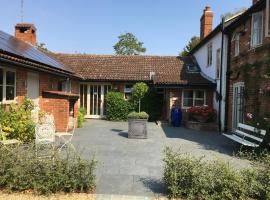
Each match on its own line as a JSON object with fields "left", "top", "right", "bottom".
{"left": 232, "top": 82, "right": 245, "bottom": 130}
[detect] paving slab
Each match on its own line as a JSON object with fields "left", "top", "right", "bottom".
{"left": 72, "top": 119, "right": 250, "bottom": 197}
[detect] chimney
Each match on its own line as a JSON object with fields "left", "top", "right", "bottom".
{"left": 200, "top": 6, "right": 213, "bottom": 40}
{"left": 15, "top": 23, "right": 37, "bottom": 46}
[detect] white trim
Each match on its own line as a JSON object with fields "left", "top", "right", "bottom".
{"left": 0, "top": 66, "right": 16, "bottom": 103}
{"left": 266, "top": 0, "right": 270, "bottom": 37}
{"left": 207, "top": 43, "right": 213, "bottom": 67}
{"left": 232, "top": 82, "right": 245, "bottom": 131}
{"left": 251, "top": 11, "right": 264, "bottom": 48}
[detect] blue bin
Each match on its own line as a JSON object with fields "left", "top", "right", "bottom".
{"left": 171, "top": 108, "right": 182, "bottom": 127}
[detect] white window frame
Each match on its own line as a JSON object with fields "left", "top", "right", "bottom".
{"left": 124, "top": 84, "right": 133, "bottom": 100}
{"left": 182, "top": 89, "right": 206, "bottom": 109}
{"left": 251, "top": 11, "right": 264, "bottom": 48}
{"left": 207, "top": 43, "right": 213, "bottom": 67}
{"left": 216, "top": 48, "right": 221, "bottom": 79}
{"left": 0, "top": 66, "right": 16, "bottom": 104}
{"left": 266, "top": 0, "right": 270, "bottom": 37}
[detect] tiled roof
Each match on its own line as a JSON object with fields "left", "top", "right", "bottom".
{"left": 48, "top": 53, "right": 214, "bottom": 86}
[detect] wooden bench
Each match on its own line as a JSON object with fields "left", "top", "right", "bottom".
{"left": 223, "top": 123, "right": 266, "bottom": 147}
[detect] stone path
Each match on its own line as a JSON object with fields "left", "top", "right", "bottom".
{"left": 72, "top": 120, "right": 250, "bottom": 198}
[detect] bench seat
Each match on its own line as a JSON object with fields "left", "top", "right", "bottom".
{"left": 223, "top": 133, "right": 259, "bottom": 147}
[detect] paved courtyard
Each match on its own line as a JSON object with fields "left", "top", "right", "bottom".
{"left": 72, "top": 120, "right": 250, "bottom": 198}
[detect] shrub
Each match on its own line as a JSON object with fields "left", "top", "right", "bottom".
{"left": 105, "top": 92, "right": 134, "bottom": 121}
{"left": 0, "top": 98, "right": 35, "bottom": 143}
{"left": 78, "top": 107, "right": 86, "bottom": 128}
{"left": 163, "top": 147, "right": 246, "bottom": 200}
{"left": 140, "top": 90, "right": 163, "bottom": 121}
{"left": 127, "top": 112, "right": 149, "bottom": 119}
{"left": 0, "top": 145, "right": 96, "bottom": 195}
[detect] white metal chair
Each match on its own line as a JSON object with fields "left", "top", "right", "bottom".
{"left": 55, "top": 117, "right": 76, "bottom": 152}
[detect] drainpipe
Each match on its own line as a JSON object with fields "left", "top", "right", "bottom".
{"left": 218, "top": 17, "right": 225, "bottom": 133}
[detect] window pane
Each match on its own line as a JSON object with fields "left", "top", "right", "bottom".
{"left": 6, "top": 71, "right": 15, "bottom": 85}
{"left": 0, "top": 86, "right": 2, "bottom": 101}
{"left": 184, "top": 90, "right": 193, "bottom": 98}
{"left": 183, "top": 98, "right": 193, "bottom": 107}
{"left": 0, "top": 69, "right": 3, "bottom": 85}
{"left": 6, "top": 86, "right": 15, "bottom": 100}
{"left": 195, "top": 90, "right": 204, "bottom": 99}
{"left": 195, "top": 99, "right": 204, "bottom": 106}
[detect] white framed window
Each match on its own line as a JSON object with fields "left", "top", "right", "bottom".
{"left": 182, "top": 90, "right": 206, "bottom": 108}
{"left": 251, "top": 11, "right": 263, "bottom": 48}
{"left": 207, "top": 43, "right": 213, "bottom": 66}
{"left": 124, "top": 84, "right": 133, "bottom": 100}
{"left": 266, "top": 0, "right": 270, "bottom": 37}
{"left": 216, "top": 48, "right": 221, "bottom": 79}
{"left": 233, "top": 33, "right": 240, "bottom": 56}
{"left": 0, "top": 67, "right": 16, "bottom": 103}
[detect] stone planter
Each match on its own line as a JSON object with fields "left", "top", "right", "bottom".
{"left": 128, "top": 118, "right": 147, "bottom": 139}
{"left": 186, "top": 121, "right": 218, "bottom": 132}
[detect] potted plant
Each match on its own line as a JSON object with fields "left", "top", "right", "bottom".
{"left": 128, "top": 112, "right": 149, "bottom": 138}
{"left": 128, "top": 82, "right": 149, "bottom": 139}
{"left": 187, "top": 106, "right": 216, "bottom": 123}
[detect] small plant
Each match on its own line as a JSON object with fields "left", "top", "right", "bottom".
{"left": 105, "top": 92, "right": 134, "bottom": 121}
{"left": 187, "top": 106, "right": 216, "bottom": 123}
{"left": 132, "top": 82, "right": 149, "bottom": 112}
{"left": 0, "top": 145, "right": 97, "bottom": 195}
{"left": 127, "top": 112, "right": 149, "bottom": 119}
{"left": 78, "top": 107, "right": 86, "bottom": 128}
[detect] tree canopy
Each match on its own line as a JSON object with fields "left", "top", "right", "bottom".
{"left": 113, "top": 33, "right": 146, "bottom": 55}
{"left": 180, "top": 36, "right": 200, "bottom": 56}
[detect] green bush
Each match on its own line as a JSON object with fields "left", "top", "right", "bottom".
{"left": 78, "top": 107, "right": 86, "bottom": 128}
{"left": 163, "top": 148, "right": 246, "bottom": 200}
{"left": 105, "top": 92, "right": 134, "bottom": 121}
{"left": 0, "top": 98, "right": 35, "bottom": 143}
{"left": 127, "top": 112, "right": 149, "bottom": 119}
{"left": 0, "top": 145, "right": 96, "bottom": 195}
{"left": 140, "top": 90, "right": 163, "bottom": 121}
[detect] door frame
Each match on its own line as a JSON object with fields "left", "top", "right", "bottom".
{"left": 232, "top": 82, "right": 245, "bottom": 130}
{"left": 80, "top": 82, "right": 111, "bottom": 119}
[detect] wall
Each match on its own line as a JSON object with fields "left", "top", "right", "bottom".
{"left": 193, "top": 32, "right": 222, "bottom": 112}
{"left": 227, "top": 4, "right": 270, "bottom": 130}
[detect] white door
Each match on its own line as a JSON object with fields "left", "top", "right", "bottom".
{"left": 232, "top": 82, "right": 245, "bottom": 130}
{"left": 27, "top": 72, "right": 39, "bottom": 105}
{"left": 83, "top": 84, "right": 111, "bottom": 118}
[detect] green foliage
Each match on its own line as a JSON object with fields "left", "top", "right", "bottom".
{"left": 0, "top": 145, "right": 97, "bottom": 195}
{"left": 113, "top": 32, "right": 146, "bottom": 55}
{"left": 105, "top": 92, "right": 134, "bottom": 121}
{"left": 78, "top": 107, "right": 86, "bottom": 128}
{"left": 0, "top": 98, "right": 35, "bottom": 143}
{"left": 164, "top": 147, "right": 270, "bottom": 200}
{"left": 180, "top": 36, "right": 200, "bottom": 56}
{"left": 127, "top": 112, "right": 149, "bottom": 119}
{"left": 140, "top": 90, "right": 163, "bottom": 121}
{"left": 132, "top": 82, "right": 149, "bottom": 112}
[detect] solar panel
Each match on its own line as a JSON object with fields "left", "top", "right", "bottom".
{"left": 0, "top": 30, "right": 71, "bottom": 72}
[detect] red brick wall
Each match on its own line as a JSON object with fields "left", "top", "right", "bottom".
{"left": 227, "top": 4, "right": 270, "bottom": 130}
{"left": 16, "top": 68, "right": 27, "bottom": 104}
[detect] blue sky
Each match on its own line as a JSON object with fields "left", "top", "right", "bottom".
{"left": 0, "top": 0, "right": 251, "bottom": 55}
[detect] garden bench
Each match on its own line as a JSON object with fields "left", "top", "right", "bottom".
{"left": 223, "top": 123, "right": 266, "bottom": 147}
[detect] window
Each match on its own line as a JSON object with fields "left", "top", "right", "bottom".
{"left": 0, "top": 68, "right": 16, "bottom": 102}
{"left": 233, "top": 33, "right": 240, "bottom": 56}
{"left": 182, "top": 90, "right": 206, "bottom": 108}
{"left": 207, "top": 43, "right": 213, "bottom": 66}
{"left": 216, "top": 49, "right": 221, "bottom": 79}
{"left": 251, "top": 12, "right": 263, "bottom": 48}
{"left": 58, "top": 80, "right": 71, "bottom": 93}
{"left": 124, "top": 84, "right": 133, "bottom": 99}
{"left": 266, "top": 0, "right": 270, "bottom": 37}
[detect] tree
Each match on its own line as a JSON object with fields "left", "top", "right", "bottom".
{"left": 132, "top": 82, "right": 149, "bottom": 112}
{"left": 180, "top": 36, "right": 200, "bottom": 56}
{"left": 113, "top": 33, "right": 146, "bottom": 55}
{"left": 37, "top": 42, "right": 49, "bottom": 52}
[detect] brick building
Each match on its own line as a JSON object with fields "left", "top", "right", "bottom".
{"left": 224, "top": 0, "right": 270, "bottom": 131}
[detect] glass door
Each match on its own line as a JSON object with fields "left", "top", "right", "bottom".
{"left": 232, "top": 82, "right": 245, "bottom": 130}
{"left": 89, "top": 85, "right": 102, "bottom": 118}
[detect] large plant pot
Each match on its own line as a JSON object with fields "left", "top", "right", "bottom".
{"left": 128, "top": 118, "right": 147, "bottom": 139}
